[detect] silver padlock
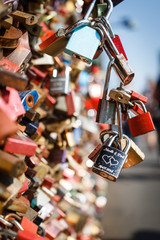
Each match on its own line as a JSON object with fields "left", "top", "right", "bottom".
{"left": 96, "top": 59, "right": 118, "bottom": 125}
{"left": 49, "top": 65, "right": 70, "bottom": 97}
{"left": 94, "top": 19, "right": 134, "bottom": 85}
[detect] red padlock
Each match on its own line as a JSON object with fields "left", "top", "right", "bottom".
{"left": 1, "top": 86, "right": 25, "bottom": 118}
{"left": 105, "top": 34, "right": 128, "bottom": 60}
{"left": 4, "top": 135, "right": 37, "bottom": 156}
{"left": 127, "top": 100, "right": 155, "bottom": 137}
{"left": 0, "top": 57, "right": 20, "bottom": 73}
{"left": 65, "top": 90, "right": 76, "bottom": 115}
{"left": 17, "top": 230, "right": 47, "bottom": 240}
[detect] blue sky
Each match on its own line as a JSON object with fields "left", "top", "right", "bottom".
{"left": 101, "top": 0, "right": 160, "bottom": 93}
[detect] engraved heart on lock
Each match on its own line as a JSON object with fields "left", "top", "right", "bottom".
{"left": 92, "top": 134, "right": 130, "bottom": 181}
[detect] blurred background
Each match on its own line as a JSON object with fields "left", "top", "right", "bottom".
{"left": 101, "top": 1, "right": 160, "bottom": 239}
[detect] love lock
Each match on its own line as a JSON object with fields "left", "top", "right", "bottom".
{"left": 92, "top": 134, "right": 131, "bottom": 181}
{"left": 64, "top": 0, "right": 113, "bottom": 64}
{"left": 127, "top": 100, "right": 155, "bottom": 137}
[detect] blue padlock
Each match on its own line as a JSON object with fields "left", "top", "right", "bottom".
{"left": 19, "top": 90, "right": 39, "bottom": 111}
{"left": 64, "top": 25, "right": 101, "bottom": 64}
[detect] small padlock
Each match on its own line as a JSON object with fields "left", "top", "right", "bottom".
{"left": 92, "top": 134, "right": 130, "bottom": 181}
{"left": 11, "top": 11, "right": 38, "bottom": 25}
{"left": 127, "top": 100, "right": 155, "bottom": 137}
{"left": 96, "top": 59, "right": 118, "bottom": 125}
{"left": 121, "top": 88, "right": 148, "bottom": 103}
{"left": 19, "top": 90, "right": 39, "bottom": 111}
{"left": 109, "top": 88, "right": 131, "bottom": 104}
{"left": 49, "top": 66, "right": 70, "bottom": 97}
{"left": 65, "top": 90, "right": 76, "bottom": 115}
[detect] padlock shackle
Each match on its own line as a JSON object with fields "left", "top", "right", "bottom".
{"left": 84, "top": 0, "right": 97, "bottom": 20}
{"left": 131, "top": 99, "right": 147, "bottom": 113}
{"left": 97, "top": 22, "right": 119, "bottom": 56}
{"left": 104, "top": 0, "right": 113, "bottom": 20}
{"left": 116, "top": 102, "right": 123, "bottom": 141}
{"left": 100, "top": 129, "right": 118, "bottom": 143}
{"left": 57, "top": 19, "right": 91, "bottom": 38}
{"left": 102, "top": 59, "right": 114, "bottom": 99}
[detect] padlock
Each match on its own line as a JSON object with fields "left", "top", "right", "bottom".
{"left": 11, "top": 11, "right": 38, "bottom": 25}
{"left": 116, "top": 136, "right": 145, "bottom": 168}
{"left": 95, "top": 21, "right": 134, "bottom": 85}
{"left": 39, "top": 19, "right": 90, "bottom": 57}
{"left": 0, "top": 57, "right": 20, "bottom": 73}
{"left": 25, "top": 109, "right": 40, "bottom": 122}
{"left": 20, "top": 117, "right": 39, "bottom": 136}
{"left": 120, "top": 87, "right": 148, "bottom": 103}
{"left": 97, "top": 0, "right": 109, "bottom": 18}
{"left": 88, "top": 129, "right": 117, "bottom": 162}
{"left": 27, "top": 66, "right": 47, "bottom": 83}
{"left": 0, "top": 107, "right": 18, "bottom": 141}
{"left": 3, "top": 135, "right": 37, "bottom": 156}
{"left": 109, "top": 88, "right": 131, "bottom": 104}
{"left": 6, "top": 44, "right": 32, "bottom": 71}
{"left": 49, "top": 66, "right": 70, "bottom": 97}
{"left": 100, "top": 16, "right": 128, "bottom": 60}
{"left": 92, "top": 134, "right": 130, "bottom": 181}
{"left": 19, "top": 90, "right": 39, "bottom": 111}
{"left": 1, "top": 87, "right": 25, "bottom": 118}
{"left": 0, "top": 68, "right": 28, "bottom": 90}
{"left": 127, "top": 100, "right": 155, "bottom": 137}
{"left": 0, "top": 1, "right": 8, "bottom": 20}
{"left": 0, "top": 150, "right": 26, "bottom": 177}
{"left": 2, "top": 0, "right": 19, "bottom": 14}
{"left": 96, "top": 59, "right": 118, "bottom": 125}
{"left": 0, "top": 26, "right": 22, "bottom": 49}
{"left": 49, "top": 146, "right": 66, "bottom": 164}
{"left": 64, "top": 0, "right": 107, "bottom": 64}
{"left": 65, "top": 91, "right": 76, "bottom": 115}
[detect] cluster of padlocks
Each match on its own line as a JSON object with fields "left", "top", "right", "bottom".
{"left": 0, "top": 0, "right": 155, "bottom": 239}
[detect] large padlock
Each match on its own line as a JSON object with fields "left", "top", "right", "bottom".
{"left": 49, "top": 66, "right": 70, "bottom": 97}
{"left": 39, "top": 19, "right": 91, "bottom": 57}
{"left": 92, "top": 134, "right": 130, "bottom": 181}
{"left": 96, "top": 59, "right": 118, "bottom": 125}
{"left": 127, "top": 100, "right": 155, "bottom": 137}
{"left": 64, "top": 0, "right": 112, "bottom": 63}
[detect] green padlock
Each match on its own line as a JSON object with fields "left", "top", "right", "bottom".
{"left": 97, "top": 1, "right": 109, "bottom": 17}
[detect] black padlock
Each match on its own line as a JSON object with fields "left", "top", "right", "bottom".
{"left": 92, "top": 134, "right": 130, "bottom": 181}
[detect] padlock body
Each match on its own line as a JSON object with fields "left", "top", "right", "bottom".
{"left": 114, "top": 54, "right": 134, "bottom": 85}
{"left": 96, "top": 99, "right": 117, "bottom": 124}
{"left": 127, "top": 112, "right": 155, "bottom": 137}
{"left": 64, "top": 26, "right": 101, "bottom": 64}
{"left": 92, "top": 145, "right": 127, "bottom": 181}
{"left": 49, "top": 75, "right": 69, "bottom": 96}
